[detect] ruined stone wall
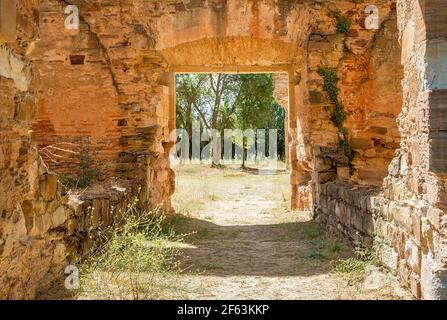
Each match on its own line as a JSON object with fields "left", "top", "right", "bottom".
{"left": 290, "top": 1, "right": 402, "bottom": 217}
{"left": 31, "top": 0, "right": 175, "bottom": 209}
{"left": 0, "top": 1, "right": 151, "bottom": 299}
{"left": 313, "top": 0, "right": 447, "bottom": 299}
{"left": 378, "top": 0, "right": 447, "bottom": 299}
{"left": 29, "top": 0, "right": 401, "bottom": 212}
{"left": 0, "top": 0, "right": 69, "bottom": 299}
{"left": 32, "top": 0, "right": 121, "bottom": 174}
{"left": 304, "top": 2, "right": 402, "bottom": 188}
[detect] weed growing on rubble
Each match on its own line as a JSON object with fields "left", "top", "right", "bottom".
{"left": 76, "top": 199, "right": 188, "bottom": 300}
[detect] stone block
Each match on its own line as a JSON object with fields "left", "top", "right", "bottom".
{"left": 380, "top": 244, "right": 399, "bottom": 273}
{"left": 388, "top": 156, "right": 400, "bottom": 177}
{"left": 363, "top": 213, "right": 375, "bottom": 236}
{"left": 421, "top": 217, "right": 434, "bottom": 252}
{"left": 349, "top": 138, "right": 372, "bottom": 149}
{"left": 389, "top": 202, "right": 412, "bottom": 232}
{"left": 397, "top": 259, "right": 410, "bottom": 287}
{"left": 0, "top": 0, "right": 16, "bottom": 43}
{"left": 405, "top": 239, "right": 421, "bottom": 274}
{"left": 421, "top": 251, "right": 447, "bottom": 299}
{"left": 326, "top": 183, "right": 338, "bottom": 197}
{"left": 29, "top": 213, "right": 52, "bottom": 237}
{"left": 338, "top": 201, "right": 348, "bottom": 224}
{"left": 39, "top": 174, "right": 58, "bottom": 200}
{"left": 410, "top": 274, "right": 422, "bottom": 299}
{"left": 314, "top": 157, "right": 332, "bottom": 172}
{"left": 427, "top": 207, "right": 442, "bottom": 230}
{"left": 91, "top": 199, "right": 103, "bottom": 228}
{"left": 157, "top": 170, "right": 168, "bottom": 182}
{"left": 411, "top": 210, "right": 422, "bottom": 245}
{"left": 309, "top": 91, "right": 325, "bottom": 104}
{"left": 318, "top": 171, "right": 336, "bottom": 183}
{"left": 350, "top": 208, "right": 364, "bottom": 231}
{"left": 336, "top": 167, "right": 350, "bottom": 182}
{"left": 401, "top": 19, "right": 414, "bottom": 64}
{"left": 51, "top": 206, "right": 68, "bottom": 228}
{"left": 320, "top": 182, "right": 328, "bottom": 195}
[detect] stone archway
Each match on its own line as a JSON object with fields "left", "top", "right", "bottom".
{"left": 158, "top": 36, "right": 306, "bottom": 210}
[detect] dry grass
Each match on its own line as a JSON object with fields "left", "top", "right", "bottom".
{"left": 40, "top": 164, "right": 412, "bottom": 300}
{"left": 170, "top": 164, "right": 412, "bottom": 300}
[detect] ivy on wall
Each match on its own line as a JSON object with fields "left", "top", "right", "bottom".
{"left": 317, "top": 66, "right": 356, "bottom": 172}
{"left": 334, "top": 12, "right": 351, "bottom": 52}
{"left": 334, "top": 12, "right": 351, "bottom": 34}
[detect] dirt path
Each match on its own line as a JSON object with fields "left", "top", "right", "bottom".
{"left": 171, "top": 165, "right": 412, "bottom": 300}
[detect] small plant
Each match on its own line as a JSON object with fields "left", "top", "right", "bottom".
{"left": 59, "top": 139, "right": 101, "bottom": 189}
{"left": 334, "top": 12, "right": 351, "bottom": 34}
{"left": 329, "top": 242, "right": 342, "bottom": 254}
{"left": 76, "top": 199, "right": 187, "bottom": 300}
{"left": 305, "top": 252, "right": 326, "bottom": 260}
{"left": 331, "top": 256, "right": 366, "bottom": 273}
{"left": 331, "top": 238, "right": 385, "bottom": 274}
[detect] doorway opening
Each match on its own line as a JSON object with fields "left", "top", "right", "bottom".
{"left": 171, "top": 72, "right": 289, "bottom": 215}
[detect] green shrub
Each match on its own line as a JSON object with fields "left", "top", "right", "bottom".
{"left": 334, "top": 13, "right": 351, "bottom": 34}
{"left": 331, "top": 239, "right": 385, "bottom": 274}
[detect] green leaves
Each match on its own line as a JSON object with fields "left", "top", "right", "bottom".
{"left": 334, "top": 12, "right": 351, "bottom": 34}
{"left": 175, "top": 73, "right": 286, "bottom": 160}
{"left": 317, "top": 66, "right": 356, "bottom": 171}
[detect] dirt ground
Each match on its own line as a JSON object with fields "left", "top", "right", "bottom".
{"left": 170, "top": 164, "right": 412, "bottom": 300}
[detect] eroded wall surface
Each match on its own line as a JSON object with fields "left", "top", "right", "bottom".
{"left": 0, "top": 0, "right": 69, "bottom": 299}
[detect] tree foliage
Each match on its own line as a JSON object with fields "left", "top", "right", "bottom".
{"left": 175, "top": 73, "right": 286, "bottom": 163}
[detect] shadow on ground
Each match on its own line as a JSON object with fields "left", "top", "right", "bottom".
{"left": 164, "top": 214, "right": 352, "bottom": 278}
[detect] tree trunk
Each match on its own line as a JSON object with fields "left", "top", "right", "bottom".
{"left": 241, "top": 137, "right": 246, "bottom": 169}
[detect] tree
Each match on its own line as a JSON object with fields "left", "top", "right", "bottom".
{"left": 175, "top": 73, "right": 285, "bottom": 167}
{"left": 176, "top": 74, "right": 207, "bottom": 136}
{"left": 233, "top": 74, "right": 276, "bottom": 167}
